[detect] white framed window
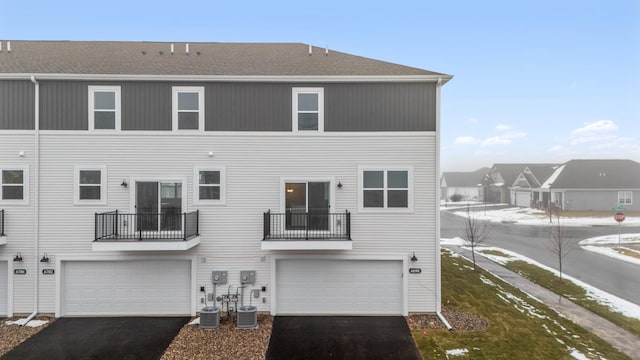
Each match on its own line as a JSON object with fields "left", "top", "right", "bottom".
{"left": 88, "top": 86, "right": 121, "bottom": 131}
{"left": 193, "top": 167, "right": 226, "bottom": 205}
{"left": 618, "top": 191, "right": 633, "bottom": 205}
{"left": 74, "top": 165, "right": 107, "bottom": 205}
{"left": 172, "top": 86, "right": 205, "bottom": 131}
{"left": 292, "top": 87, "right": 324, "bottom": 132}
{"left": 358, "top": 166, "right": 413, "bottom": 212}
{"left": 0, "top": 166, "right": 29, "bottom": 205}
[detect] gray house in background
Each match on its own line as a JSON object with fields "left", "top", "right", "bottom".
{"left": 483, "top": 163, "right": 556, "bottom": 204}
{"left": 440, "top": 167, "right": 490, "bottom": 201}
{"left": 541, "top": 159, "right": 640, "bottom": 211}
{"left": 510, "top": 164, "right": 559, "bottom": 208}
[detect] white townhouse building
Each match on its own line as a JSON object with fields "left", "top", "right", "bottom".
{"left": 0, "top": 41, "right": 451, "bottom": 318}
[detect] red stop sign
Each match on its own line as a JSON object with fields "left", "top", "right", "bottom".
{"left": 615, "top": 212, "right": 625, "bottom": 223}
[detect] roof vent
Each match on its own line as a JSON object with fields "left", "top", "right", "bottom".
{"left": 6, "top": 41, "right": 10, "bottom": 53}
{"left": 308, "top": 44, "right": 312, "bottom": 56}
{"left": 186, "top": 43, "right": 189, "bottom": 55}
{"left": 325, "top": 45, "right": 329, "bottom": 56}
{"left": 0, "top": 41, "right": 2, "bottom": 52}
{"left": 170, "top": 43, "right": 174, "bottom": 55}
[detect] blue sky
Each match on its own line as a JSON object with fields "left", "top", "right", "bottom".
{"left": 2, "top": 0, "right": 638, "bottom": 171}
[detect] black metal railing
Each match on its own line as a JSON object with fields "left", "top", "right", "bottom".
{"left": 0, "top": 209, "right": 4, "bottom": 236}
{"left": 263, "top": 209, "right": 351, "bottom": 240}
{"left": 95, "top": 210, "right": 199, "bottom": 241}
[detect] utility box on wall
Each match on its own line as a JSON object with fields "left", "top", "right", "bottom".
{"left": 240, "top": 271, "right": 255, "bottom": 284}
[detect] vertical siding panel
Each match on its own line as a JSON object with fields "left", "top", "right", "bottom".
{"left": 0, "top": 81, "right": 34, "bottom": 129}
{"left": 41, "top": 81, "right": 87, "bottom": 130}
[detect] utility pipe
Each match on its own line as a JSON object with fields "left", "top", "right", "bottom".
{"left": 436, "top": 311, "right": 453, "bottom": 331}
{"left": 23, "top": 76, "right": 40, "bottom": 325}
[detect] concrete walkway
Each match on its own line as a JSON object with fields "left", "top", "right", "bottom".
{"left": 445, "top": 246, "right": 640, "bottom": 360}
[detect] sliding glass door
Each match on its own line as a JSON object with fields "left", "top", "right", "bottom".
{"left": 136, "top": 181, "right": 182, "bottom": 232}
{"left": 285, "top": 181, "right": 330, "bottom": 231}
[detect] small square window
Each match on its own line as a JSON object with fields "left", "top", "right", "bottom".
{"left": 292, "top": 88, "right": 324, "bottom": 132}
{"left": 618, "top": 191, "right": 633, "bottom": 205}
{"left": 0, "top": 167, "right": 29, "bottom": 204}
{"left": 360, "top": 167, "right": 412, "bottom": 211}
{"left": 173, "top": 87, "right": 205, "bottom": 131}
{"left": 194, "top": 167, "right": 225, "bottom": 204}
{"left": 74, "top": 166, "right": 107, "bottom": 205}
{"left": 89, "top": 86, "right": 121, "bottom": 131}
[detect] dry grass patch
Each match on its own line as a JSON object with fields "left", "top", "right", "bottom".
{"left": 614, "top": 247, "right": 640, "bottom": 259}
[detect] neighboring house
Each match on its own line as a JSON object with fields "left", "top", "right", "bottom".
{"left": 0, "top": 41, "right": 451, "bottom": 318}
{"left": 540, "top": 159, "right": 640, "bottom": 211}
{"left": 440, "top": 167, "right": 489, "bottom": 201}
{"left": 483, "top": 164, "right": 529, "bottom": 204}
{"left": 510, "top": 164, "right": 558, "bottom": 208}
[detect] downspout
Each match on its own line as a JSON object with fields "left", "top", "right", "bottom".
{"left": 24, "top": 76, "right": 40, "bottom": 325}
{"left": 434, "top": 77, "right": 451, "bottom": 330}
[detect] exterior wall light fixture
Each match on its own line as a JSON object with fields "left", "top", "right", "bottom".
{"left": 40, "top": 253, "right": 50, "bottom": 263}
{"left": 14, "top": 252, "right": 23, "bottom": 262}
{"left": 410, "top": 252, "right": 418, "bottom": 262}
{"left": 121, "top": 179, "right": 128, "bottom": 188}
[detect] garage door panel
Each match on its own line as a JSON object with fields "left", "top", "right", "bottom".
{"left": 63, "top": 260, "right": 191, "bottom": 316}
{"left": 276, "top": 259, "right": 403, "bottom": 315}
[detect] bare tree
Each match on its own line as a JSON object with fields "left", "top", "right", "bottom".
{"left": 547, "top": 208, "right": 571, "bottom": 282}
{"left": 462, "top": 204, "right": 491, "bottom": 271}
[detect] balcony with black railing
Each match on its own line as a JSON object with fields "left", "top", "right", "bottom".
{"left": 262, "top": 209, "right": 352, "bottom": 250}
{"left": 93, "top": 209, "right": 200, "bottom": 251}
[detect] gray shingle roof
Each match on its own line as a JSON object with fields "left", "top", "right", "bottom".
{"left": 491, "top": 163, "right": 557, "bottom": 187}
{"left": 547, "top": 159, "right": 640, "bottom": 189}
{"left": 442, "top": 168, "right": 490, "bottom": 187}
{"left": 0, "top": 41, "right": 450, "bottom": 77}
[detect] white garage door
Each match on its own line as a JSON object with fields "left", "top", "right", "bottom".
{"left": 515, "top": 192, "right": 531, "bottom": 207}
{"left": 0, "top": 261, "right": 7, "bottom": 316}
{"left": 62, "top": 260, "right": 191, "bottom": 316}
{"left": 276, "top": 259, "right": 403, "bottom": 315}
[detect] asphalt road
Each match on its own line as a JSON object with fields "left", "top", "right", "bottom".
{"left": 441, "top": 209, "right": 640, "bottom": 306}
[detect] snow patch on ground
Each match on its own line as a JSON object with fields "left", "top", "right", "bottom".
{"left": 568, "top": 347, "right": 590, "bottom": 360}
{"left": 450, "top": 207, "right": 640, "bottom": 226}
{"left": 188, "top": 317, "right": 200, "bottom": 325}
{"left": 440, "top": 237, "right": 468, "bottom": 246}
{"left": 475, "top": 246, "right": 640, "bottom": 320}
{"left": 579, "top": 233, "right": 640, "bottom": 246}
{"left": 445, "top": 348, "right": 469, "bottom": 357}
{"left": 5, "top": 318, "right": 49, "bottom": 327}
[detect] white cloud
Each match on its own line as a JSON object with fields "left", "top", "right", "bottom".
{"left": 454, "top": 136, "right": 480, "bottom": 145}
{"left": 504, "top": 131, "right": 526, "bottom": 139}
{"left": 572, "top": 120, "right": 618, "bottom": 135}
{"left": 468, "top": 117, "right": 478, "bottom": 124}
{"left": 481, "top": 136, "right": 511, "bottom": 147}
{"left": 495, "top": 124, "right": 511, "bottom": 131}
{"left": 570, "top": 135, "right": 617, "bottom": 146}
{"left": 547, "top": 145, "right": 568, "bottom": 153}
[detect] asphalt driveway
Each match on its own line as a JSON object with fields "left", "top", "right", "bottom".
{"left": 266, "top": 316, "right": 422, "bottom": 360}
{"left": 1, "top": 317, "right": 189, "bottom": 360}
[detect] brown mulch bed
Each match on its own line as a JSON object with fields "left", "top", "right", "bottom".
{"left": 161, "top": 313, "right": 273, "bottom": 360}
{"left": 407, "top": 307, "right": 488, "bottom": 332}
{"left": 0, "top": 316, "right": 55, "bottom": 357}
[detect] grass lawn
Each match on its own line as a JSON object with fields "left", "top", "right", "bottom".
{"left": 412, "top": 250, "right": 630, "bottom": 359}
{"left": 502, "top": 259, "right": 640, "bottom": 339}
{"left": 614, "top": 247, "right": 640, "bottom": 260}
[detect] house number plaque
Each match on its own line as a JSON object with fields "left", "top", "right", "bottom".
{"left": 14, "top": 269, "right": 27, "bottom": 275}
{"left": 409, "top": 268, "right": 422, "bottom": 274}
{"left": 42, "top": 269, "right": 55, "bottom": 275}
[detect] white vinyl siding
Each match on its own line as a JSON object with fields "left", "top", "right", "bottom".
{"left": 193, "top": 167, "right": 226, "bottom": 205}
{"left": 88, "top": 86, "right": 121, "bottom": 131}
{"left": 61, "top": 260, "right": 192, "bottom": 316}
{"left": 0, "top": 166, "right": 29, "bottom": 205}
{"left": 18, "top": 133, "right": 436, "bottom": 315}
{"left": 73, "top": 165, "right": 107, "bottom": 205}
{"left": 292, "top": 87, "right": 324, "bottom": 132}
{"left": 0, "top": 261, "right": 7, "bottom": 316}
{"left": 172, "top": 87, "right": 205, "bottom": 131}
{"left": 618, "top": 191, "right": 632, "bottom": 205}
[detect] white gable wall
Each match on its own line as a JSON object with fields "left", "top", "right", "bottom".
{"left": 7, "top": 132, "right": 439, "bottom": 315}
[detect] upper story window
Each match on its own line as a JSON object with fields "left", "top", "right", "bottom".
{"left": 292, "top": 87, "right": 324, "bottom": 132}
{"left": 0, "top": 166, "right": 28, "bottom": 205}
{"left": 194, "top": 167, "right": 226, "bottom": 204}
{"left": 359, "top": 167, "right": 412, "bottom": 212}
{"left": 88, "top": 86, "right": 121, "bottom": 131}
{"left": 173, "top": 86, "right": 205, "bottom": 131}
{"left": 74, "top": 166, "right": 107, "bottom": 205}
{"left": 618, "top": 191, "right": 632, "bottom": 205}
